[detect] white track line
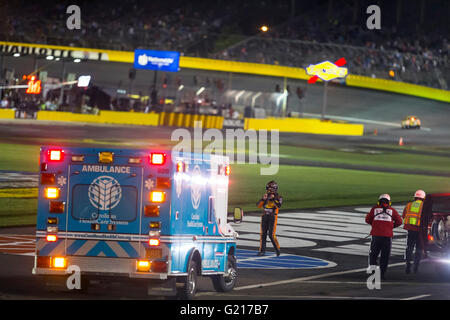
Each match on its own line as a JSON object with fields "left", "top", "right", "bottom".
{"left": 401, "top": 294, "right": 431, "bottom": 300}
{"left": 234, "top": 262, "right": 405, "bottom": 291}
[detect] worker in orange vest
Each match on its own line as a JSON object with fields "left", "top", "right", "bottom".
{"left": 403, "top": 190, "right": 426, "bottom": 274}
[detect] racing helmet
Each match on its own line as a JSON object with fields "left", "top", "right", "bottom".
{"left": 414, "top": 190, "right": 426, "bottom": 200}
{"left": 266, "top": 180, "right": 278, "bottom": 192}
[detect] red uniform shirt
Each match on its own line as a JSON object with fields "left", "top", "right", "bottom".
{"left": 365, "top": 205, "right": 402, "bottom": 237}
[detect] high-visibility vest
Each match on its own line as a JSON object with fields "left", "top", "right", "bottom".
{"left": 403, "top": 200, "right": 424, "bottom": 226}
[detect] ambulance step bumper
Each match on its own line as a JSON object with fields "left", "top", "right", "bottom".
{"left": 33, "top": 256, "right": 168, "bottom": 280}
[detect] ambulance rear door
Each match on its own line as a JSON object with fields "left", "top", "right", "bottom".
{"left": 65, "top": 153, "right": 143, "bottom": 259}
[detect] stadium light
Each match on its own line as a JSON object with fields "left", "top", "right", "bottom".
{"left": 77, "top": 75, "right": 91, "bottom": 87}
{"left": 196, "top": 87, "right": 205, "bottom": 96}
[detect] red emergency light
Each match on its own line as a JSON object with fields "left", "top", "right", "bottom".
{"left": 225, "top": 165, "right": 231, "bottom": 176}
{"left": 47, "top": 149, "right": 64, "bottom": 162}
{"left": 149, "top": 153, "right": 166, "bottom": 165}
{"left": 176, "top": 161, "right": 185, "bottom": 173}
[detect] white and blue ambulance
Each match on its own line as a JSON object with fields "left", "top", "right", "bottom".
{"left": 32, "top": 146, "right": 241, "bottom": 299}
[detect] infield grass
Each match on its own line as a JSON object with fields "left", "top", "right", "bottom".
{"left": 1, "top": 141, "right": 450, "bottom": 226}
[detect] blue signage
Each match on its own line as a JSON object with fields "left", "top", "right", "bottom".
{"left": 134, "top": 49, "right": 180, "bottom": 72}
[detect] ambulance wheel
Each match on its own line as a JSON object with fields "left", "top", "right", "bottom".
{"left": 211, "top": 255, "right": 237, "bottom": 292}
{"left": 177, "top": 260, "right": 198, "bottom": 300}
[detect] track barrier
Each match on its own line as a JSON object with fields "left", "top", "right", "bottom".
{"left": 35, "top": 110, "right": 224, "bottom": 129}
{"left": 244, "top": 117, "right": 364, "bottom": 136}
{"left": 0, "top": 109, "right": 16, "bottom": 119}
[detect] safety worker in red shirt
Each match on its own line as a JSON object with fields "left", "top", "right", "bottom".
{"left": 365, "top": 194, "right": 403, "bottom": 279}
{"left": 256, "top": 181, "right": 282, "bottom": 257}
{"left": 403, "top": 190, "right": 426, "bottom": 274}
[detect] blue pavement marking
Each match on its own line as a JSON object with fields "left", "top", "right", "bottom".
{"left": 236, "top": 249, "right": 336, "bottom": 269}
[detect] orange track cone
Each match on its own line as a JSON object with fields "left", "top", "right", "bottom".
{"left": 374, "top": 128, "right": 378, "bottom": 136}
{"left": 399, "top": 137, "right": 404, "bottom": 146}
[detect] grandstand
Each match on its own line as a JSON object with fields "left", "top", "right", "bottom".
{"left": 1, "top": 0, "right": 448, "bottom": 89}
{"left": 0, "top": 0, "right": 448, "bottom": 117}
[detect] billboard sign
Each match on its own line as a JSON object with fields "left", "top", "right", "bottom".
{"left": 134, "top": 49, "right": 180, "bottom": 72}
{"left": 306, "top": 58, "right": 348, "bottom": 83}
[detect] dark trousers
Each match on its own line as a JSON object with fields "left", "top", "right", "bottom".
{"left": 405, "top": 230, "right": 423, "bottom": 266}
{"left": 369, "top": 236, "right": 392, "bottom": 275}
{"left": 259, "top": 213, "right": 280, "bottom": 253}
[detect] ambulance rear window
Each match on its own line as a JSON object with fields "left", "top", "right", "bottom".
{"left": 71, "top": 184, "right": 138, "bottom": 222}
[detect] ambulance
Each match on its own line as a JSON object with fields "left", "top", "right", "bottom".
{"left": 32, "top": 146, "right": 242, "bottom": 299}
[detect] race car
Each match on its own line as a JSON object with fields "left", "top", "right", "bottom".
{"left": 401, "top": 116, "right": 421, "bottom": 129}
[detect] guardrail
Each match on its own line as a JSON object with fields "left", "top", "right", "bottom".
{"left": 1, "top": 41, "right": 448, "bottom": 103}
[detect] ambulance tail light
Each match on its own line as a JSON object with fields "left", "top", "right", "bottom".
{"left": 36, "top": 256, "right": 51, "bottom": 268}
{"left": 137, "top": 260, "right": 151, "bottom": 272}
{"left": 49, "top": 201, "right": 65, "bottom": 213}
{"left": 150, "top": 153, "right": 166, "bottom": 165}
{"left": 151, "top": 261, "right": 168, "bottom": 273}
{"left": 149, "top": 238, "right": 160, "bottom": 246}
{"left": 44, "top": 187, "right": 60, "bottom": 199}
{"left": 150, "top": 191, "right": 165, "bottom": 203}
{"left": 47, "top": 217, "right": 58, "bottom": 225}
{"left": 156, "top": 177, "right": 171, "bottom": 189}
{"left": 40, "top": 173, "right": 56, "bottom": 185}
{"left": 144, "top": 205, "right": 160, "bottom": 217}
{"left": 149, "top": 221, "right": 161, "bottom": 229}
{"left": 46, "top": 235, "right": 57, "bottom": 242}
{"left": 47, "top": 149, "right": 64, "bottom": 162}
{"left": 52, "top": 257, "right": 66, "bottom": 269}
